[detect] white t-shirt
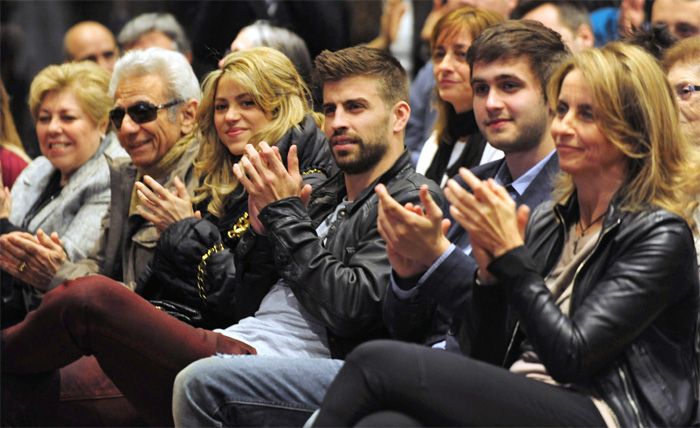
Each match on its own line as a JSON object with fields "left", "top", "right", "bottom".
{"left": 216, "top": 201, "right": 350, "bottom": 358}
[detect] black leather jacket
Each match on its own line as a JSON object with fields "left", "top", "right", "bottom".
{"left": 236, "top": 151, "right": 444, "bottom": 358}
{"left": 138, "top": 116, "right": 336, "bottom": 328}
{"left": 479, "top": 194, "right": 699, "bottom": 427}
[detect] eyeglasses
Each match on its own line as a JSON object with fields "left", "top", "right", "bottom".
{"left": 677, "top": 84, "right": 700, "bottom": 100}
{"left": 109, "top": 99, "right": 183, "bottom": 130}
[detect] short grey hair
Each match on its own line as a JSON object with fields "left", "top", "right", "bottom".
{"left": 109, "top": 47, "right": 200, "bottom": 106}
{"left": 236, "top": 21, "right": 313, "bottom": 84}
{"left": 117, "top": 12, "right": 191, "bottom": 56}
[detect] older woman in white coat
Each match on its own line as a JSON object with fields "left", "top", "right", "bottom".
{"left": 0, "top": 61, "right": 124, "bottom": 324}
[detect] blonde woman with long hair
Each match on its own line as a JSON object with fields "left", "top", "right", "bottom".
{"left": 134, "top": 47, "right": 334, "bottom": 328}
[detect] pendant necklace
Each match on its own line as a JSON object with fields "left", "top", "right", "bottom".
{"left": 573, "top": 212, "right": 605, "bottom": 253}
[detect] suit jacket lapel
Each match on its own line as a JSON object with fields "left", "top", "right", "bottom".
{"left": 516, "top": 153, "right": 559, "bottom": 210}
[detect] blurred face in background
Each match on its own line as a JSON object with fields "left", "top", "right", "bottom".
{"left": 230, "top": 27, "right": 258, "bottom": 52}
{"left": 218, "top": 27, "right": 261, "bottom": 68}
{"left": 452, "top": 0, "right": 515, "bottom": 17}
{"left": 521, "top": 3, "right": 594, "bottom": 53}
{"left": 126, "top": 31, "right": 177, "bottom": 52}
{"left": 64, "top": 22, "right": 119, "bottom": 72}
{"left": 433, "top": 27, "right": 474, "bottom": 113}
{"left": 652, "top": 0, "right": 700, "bottom": 39}
{"left": 667, "top": 60, "right": 700, "bottom": 144}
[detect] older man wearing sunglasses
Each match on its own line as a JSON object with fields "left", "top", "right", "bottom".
{"left": 6, "top": 47, "right": 200, "bottom": 297}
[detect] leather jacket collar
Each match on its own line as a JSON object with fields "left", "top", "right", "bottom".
{"left": 552, "top": 190, "right": 626, "bottom": 231}
{"left": 310, "top": 150, "right": 413, "bottom": 218}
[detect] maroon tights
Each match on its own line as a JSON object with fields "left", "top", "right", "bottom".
{"left": 1, "top": 275, "right": 254, "bottom": 426}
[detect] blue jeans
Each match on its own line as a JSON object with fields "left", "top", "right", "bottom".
{"left": 173, "top": 355, "right": 344, "bottom": 427}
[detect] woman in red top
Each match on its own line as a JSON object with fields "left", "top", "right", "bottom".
{"left": 0, "top": 79, "right": 30, "bottom": 189}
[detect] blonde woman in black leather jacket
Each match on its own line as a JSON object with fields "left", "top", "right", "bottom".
{"left": 313, "top": 42, "right": 700, "bottom": 427}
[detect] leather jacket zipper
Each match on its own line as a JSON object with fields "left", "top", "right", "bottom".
{"left": 618, "top": 365, "right": 644, "bottom": 426}
{"left": 502, "top": 320, "right": 520, "bottom": 367}
{"left": 694, "top": 317, "right": 700, "bottom": 400}
{"left": 502, "top": 207, "right": 576, "bottom": 366}
{"left": 569, "top": 214, "right": 644, "bottom": 427}
{"left": 502, "top": 207, "right": 569, "bottom": 365}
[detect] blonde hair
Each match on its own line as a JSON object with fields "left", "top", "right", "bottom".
{"left": 193, "top": 47, "right": 320, "bottom": 217}
{"left": 548, "top": 42, "right": 700, "bottom": 227}
{"left": 28, "top": 61, "right": 111, "bottom": 130}
{"left": 430, "top": 6, "right": 504, "bottom": 144}
{"left": 0, "top": 79, "right": 28, "bottom": 160}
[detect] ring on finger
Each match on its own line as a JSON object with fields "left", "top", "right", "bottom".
{"left": 17, "top": 261, "right": 27, "bottom": 273}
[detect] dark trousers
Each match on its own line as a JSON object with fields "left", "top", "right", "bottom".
{"left": 1, "top": 275, "right": 254, "bottom": 426}
{"left": 314, "top": 340, "right": 607, "bottom": 427}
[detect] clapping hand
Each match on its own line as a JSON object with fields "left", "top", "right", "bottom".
{"left": 233, "top": 143, "right": 312, "bottom": 234}
{"left": 445, "top": 168, "right": 529, "bottom": 259}
{"left": 0, "top": 229, "right": 67, "bottom": 290}
{"left": 376, "top": 184, "right": 451, "bottom": 278}
{"left": 135, "top": 175, "right": 199, "bottom": 233}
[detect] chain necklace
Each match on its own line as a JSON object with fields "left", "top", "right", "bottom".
{"left": 573, "top": 212, "right": 605, "bottom": 253}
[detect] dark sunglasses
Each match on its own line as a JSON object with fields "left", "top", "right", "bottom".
{"left": 109, "top": 99, "right": 183, "bottom": 130}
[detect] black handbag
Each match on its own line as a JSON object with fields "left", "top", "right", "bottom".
{"left": 137, "top": 206, "right": 250, "bottom": 329}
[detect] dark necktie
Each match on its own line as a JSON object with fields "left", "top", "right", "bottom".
{"left": 505, "top": 184, "right": 519, "bottom": 201}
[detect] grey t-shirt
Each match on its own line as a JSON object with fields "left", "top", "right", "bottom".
{"left": 217, "top": 200, "right": 350, "bottom": 358}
